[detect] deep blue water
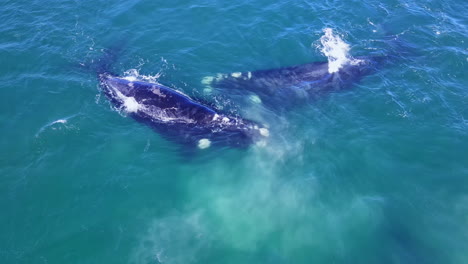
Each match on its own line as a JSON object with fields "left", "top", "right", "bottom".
{"left": 1, "top": 0, "right": 467, "bottom": 263}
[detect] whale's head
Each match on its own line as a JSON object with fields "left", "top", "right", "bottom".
{"left": 99, "top": 74, "right": 137, "bottom": 97}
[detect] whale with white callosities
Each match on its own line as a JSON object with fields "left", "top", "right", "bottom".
{"left": 98, "top": 72, "right": 269, "bottom": 150}
{"left": 204, "top": 28, "right": 398, "bottom": 109}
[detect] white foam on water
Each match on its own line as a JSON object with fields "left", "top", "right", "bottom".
{"left": 319, "top": 28, "right": 361, "bottom": 73}
{"left": 52, "top": 119, "right": 67, "bottom": 125}
{"left": 122, "top": 75, "right": 137, "bottom": 82}
{"left": 123, "top": 68, "right": 161, "bottom": 83}
{"left": 35, "top": 115, "right": 79, "bottom": 138}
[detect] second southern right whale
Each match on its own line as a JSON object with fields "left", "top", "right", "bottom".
{"left": 205, "top": 55, "right": 384, "bottom": 109}
{"left": 205, "top": 29, "right": 399, "bottom": 109}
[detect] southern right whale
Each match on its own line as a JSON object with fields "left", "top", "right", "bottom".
{"left": 86, "top": 40, "right": 270, "bottom": 151}
{"left": 207, "top": 56, "right": 382, "bottom": 107}
{"left": 205, "top": 29, "right": 396, "bottom": 109}
{"left": 98, "top": 73, "right": 269, "bottom": 150}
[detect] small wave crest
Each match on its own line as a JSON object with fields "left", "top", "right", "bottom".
{"left": 319, "top": 28, "right": 362, "bottom": 73}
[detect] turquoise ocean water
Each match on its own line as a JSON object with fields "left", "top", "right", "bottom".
{"left": 1, "top": 0, "right": 467, "bottom": 263}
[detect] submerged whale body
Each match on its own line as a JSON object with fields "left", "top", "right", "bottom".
{"left": 99, "top": 74, "right": 269, "bottom": 149}
{"left": 207, "top": 56, "right": 383, "bottom": 108}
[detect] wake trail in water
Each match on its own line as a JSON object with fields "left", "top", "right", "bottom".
{"left": 122, "top": 68, "right": 162, "bottom": 84}
{"left": 35, "top": 114, "right": 80, "bottom": 138}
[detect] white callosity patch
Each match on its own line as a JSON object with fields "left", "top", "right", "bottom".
{"left": 253, "top": 125, "right": 270, "bottom": 137}
{"left": 201, "top": 76, "right": 214, "bottom": 85}
{"left": 259, "top": 128, "right": 269, "bottom": 137}
{"left": 249, "top": 94, "right": 262, "bottom": 104}
{"left": 231, "top": 72, "right": 242, "bottom": 78}
{"left": 319, "top": 28, "right": 361, "bottom": 73}
{"left": 216, "top": 73, "right": 224, "bottom": 80}
{"left": 201, "top": 76, "right": 214, "bottom": 94}
{"left": 198, "top": 138, "right": 211, "bottom": 149}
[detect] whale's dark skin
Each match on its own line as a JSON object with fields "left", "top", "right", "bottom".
{"left": 99, "top": 74, "right": 269, "bottom": 149}
{"left": 208, "top": 56, "right": 385, "bottom": 109}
